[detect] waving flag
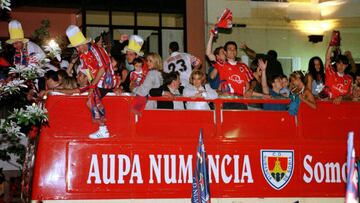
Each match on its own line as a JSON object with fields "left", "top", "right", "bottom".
{"left": 345, "top": 131, "right": 358, "bottom": 203}
{"left": 211, "top": 8, "right": 233, "bottom": 35}
{"left": 191, "top": 129, "right": 210, "bottom": 203}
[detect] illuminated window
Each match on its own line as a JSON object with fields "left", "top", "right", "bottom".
{"left": 112, "top": 12, "right": 134, "bottom": 26}
{"left": 137, "top": 13, "right": 160, "bottom": 27}
{"left": 162, "top": 13, "right": 184, "bottom": 28}
{"left": 86, "top": 11, "right": 109, "bottom": 25}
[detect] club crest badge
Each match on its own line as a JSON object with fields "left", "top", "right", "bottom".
{"left": 260, "top": 150, "right": 294, "bottom": 190}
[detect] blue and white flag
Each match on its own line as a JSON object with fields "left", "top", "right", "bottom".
{"left": 191, "top": 129, "right": 210, "bottom": 203}
{"left": 346, "top": 131, "right": 358, "bottom": 203}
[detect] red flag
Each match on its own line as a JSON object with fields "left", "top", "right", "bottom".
{"left": 329, "top": 30, "right": 341, "bottom": 46}
{"left": 211, "top": 9, "right": 233, "bottom": 35}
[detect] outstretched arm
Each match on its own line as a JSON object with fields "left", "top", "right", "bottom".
{"left": 300, "top": 90, "right": 317, "bottom": 109}
{"left": 325, "top": 32, "right": 335, "bottom": 69}
{"left": 240, "top": 42, "right": 257, "bottom": 60}
{"left": 259, "top": 59, "right": 269, "bottom": 95}
{"left": 67, "top": 56, "right": 79, "bottom": 76}
{"left": 206, "top": 30, "right": 216, "bottom": 62}
{"left": 325, "top": 45, "right": 332, "bottom": 69}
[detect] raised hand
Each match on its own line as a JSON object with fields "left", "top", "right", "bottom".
{"left": 258, "top": 58, "right": 267, "bottom": 71}
{"left": 240, "top": 42, "right": 247, "bottom": 50}
{"left": 120, "top": 34, "right": 129, "bottom": 42}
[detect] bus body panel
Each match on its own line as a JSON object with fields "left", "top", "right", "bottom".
{"left": 31, "top": 96, "right": 360, "bottom": 201}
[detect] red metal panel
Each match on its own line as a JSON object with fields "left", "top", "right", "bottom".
{"left": 299, "top": 101, "right": 360, "bottom": 140}
{"left": 31, "top": 96, "right": 359, "bottom": 200}
{"left": 135, "top": 110, "right": 217, "bottom": 139}
{"left": 221, "top": 110, "right": 297, "bottom": 141}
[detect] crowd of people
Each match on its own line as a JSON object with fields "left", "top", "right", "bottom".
{"left": 1, "top": 20, "right": 359, "bottom": 139}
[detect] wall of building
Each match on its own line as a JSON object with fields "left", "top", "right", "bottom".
{"left": 0, "top": 7, "right": 78, "bottom": 42}
{"left": 186, "top": 0, "right": 206, "bottom": 71}
{"left": 205, "top": 0, "right": 360, "bottom": 73}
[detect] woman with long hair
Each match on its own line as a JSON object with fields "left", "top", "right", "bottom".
{"left": 306, "top": 56, "right": 325, "bottom": 97}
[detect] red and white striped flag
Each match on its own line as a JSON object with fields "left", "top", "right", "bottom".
{"left": 211, "top": 8, "right": 233, "bottom": 35}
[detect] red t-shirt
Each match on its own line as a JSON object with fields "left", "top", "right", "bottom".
{"left": 130, "top": 71, "right": 146, "bottom": 88}
{"left": 214, "top": 61, "right": 253, "bottom": 96}
{"left": 325, "top": 64, "right": 352, "bottom": 98}
{"left": 80, "top": 44, "right": 116, "bottom": 88}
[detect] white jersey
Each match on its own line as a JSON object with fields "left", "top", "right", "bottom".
{"left": 163, "top": 51, "right": 199, "bottom": 87}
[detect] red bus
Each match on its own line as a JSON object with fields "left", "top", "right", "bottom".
{"left": 29, "top": 95, "right": 360, "bottom": 202}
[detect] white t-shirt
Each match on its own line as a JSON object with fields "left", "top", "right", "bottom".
{"left": 163, "top": 51, "right": 199, "bottom": 87}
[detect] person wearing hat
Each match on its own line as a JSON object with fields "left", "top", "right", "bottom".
{"left": 117, "top": 35, "right": 148, "bottom": 92}
{"left": 121, "top": 35, "right": 144, "bottom": 71}
{"left": 66, "top": 25, "right": 116, "bottom": 139}
{"left": 6, "top": 20, "right": 46, "bottom": 66}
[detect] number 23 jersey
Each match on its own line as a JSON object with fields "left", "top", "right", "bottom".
{"left": 163, "top": 51, "right": 200, "bottom": 87}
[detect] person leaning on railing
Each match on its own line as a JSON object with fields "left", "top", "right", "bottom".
{"left": 209, "top": 39, "right": 253, "bottom": 109}
{"left": 183, "top": 70, "right": 218, "bottom": 110}
{"left": 149, "top": 71, "right": 184, "bottom": 110}
{"left": 289, "top": 71, "right": 316, "bottom": 109}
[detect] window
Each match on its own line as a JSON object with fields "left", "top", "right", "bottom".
{"left": 112, "top": 12, "right": 134, "bottom": 26}
{"left": 137, "top": 13, "right": 159, "bottom": 27}
{"left": 84, "top": 8, "right": 185, "bottom": 57}
{"left": 86, "top": 11, "right": 109, "bottom": 25}
{"left": 162, "top": 13, "right": 184, "bottom": 27}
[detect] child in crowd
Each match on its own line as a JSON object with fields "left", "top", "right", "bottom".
{"left": 289, "top": 71, "right": 316, "bottom": 109}
{"left": 129, "top": 58, "right": 146, "bottom": 92}
{"left": 259, "top": 58, "right": 287, "bottom": 111}
{"left": 183, "top": 70, "right": 218, "bottom": 110}
{"left": 280, "top": 75, "right": 290, "bottom": 97}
